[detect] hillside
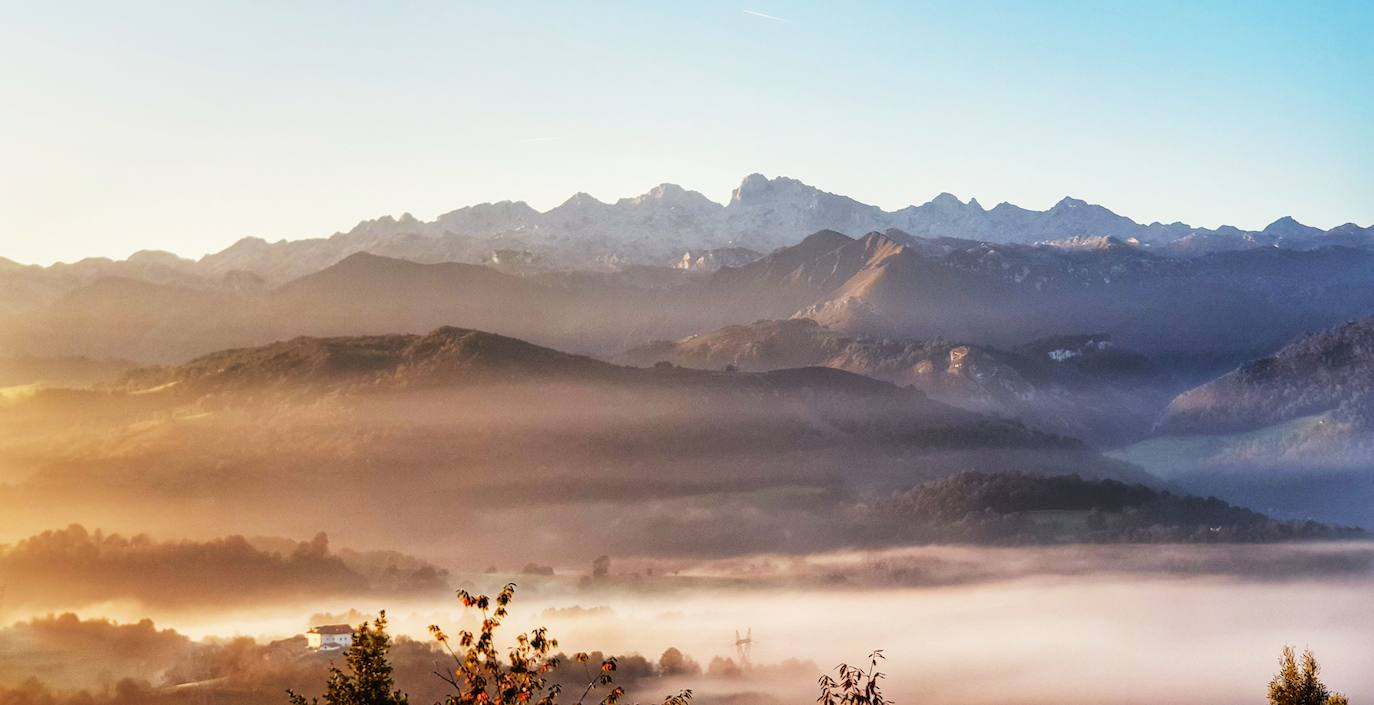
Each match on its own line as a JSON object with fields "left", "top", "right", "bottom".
{"left": 869, "top": 472, "right": 1363, "bottom": 544}
{"left": 1110, "top": 319, "right": 1374, "bottom": 528}
{"left": 122, "top": 326, "right": 932, "bottom": 401}
{"left": 0, "top": 327, "right": 1156, "bottom": 563}
{"left": 621, "top": 319, "right": 1170, "bottom": 446}
{"left": 1157, "top": 319, "right": 1374, "bottom": 436}
{"left": 124, "top": 327, "right": 620, "bottom": 392}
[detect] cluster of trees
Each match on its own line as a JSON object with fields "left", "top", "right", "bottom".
{"left": 289, "top": 585, "right": 690, "bottom": 705}
{"left": 0, "top": 526, "right": 450, "bottom": 612}
{"left": 873, "top": 472, "right": 1364, "bottom": 544}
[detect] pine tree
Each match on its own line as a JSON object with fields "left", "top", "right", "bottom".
{"left": 289, "top": 612, "right": 409, "bottom": 705}
{"left": 1267, "top": 646, "right": 1349, "bottom": 705}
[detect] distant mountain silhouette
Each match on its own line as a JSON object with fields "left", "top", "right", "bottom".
{"left": 7, "top": 174, "right": 1371, "bottom": 291}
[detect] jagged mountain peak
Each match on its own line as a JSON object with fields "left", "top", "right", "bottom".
{"left": 928, "top": 192, "right": 966, "bottom": 208}
{"left": 619, "top": 182, "right": 720, "bottom": 209}
{"left": 1261, "top": 215, "right": 1324, "bottom": 239}
{"left": 727, "top": 173, "right": 831, "bottom": 207}
{"left": 443, "top": 199, "right": 539, "bottom": 214}
{"left": 558, "top": 191, "right": 607, "bottom": 208}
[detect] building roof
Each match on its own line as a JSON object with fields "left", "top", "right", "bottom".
{"left": 308, "top": 624, "right": 354, "bottom": 635}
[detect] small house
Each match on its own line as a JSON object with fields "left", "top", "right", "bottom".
{"left": 306, "top": 624, "right": 354, "bottom": 651}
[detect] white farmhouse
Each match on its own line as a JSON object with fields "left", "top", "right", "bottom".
{"left": 306, "top": 624, "right": 354, "bottom": 651}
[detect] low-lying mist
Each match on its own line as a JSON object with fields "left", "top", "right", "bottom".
{"left": 3, "top": 543, "right": 1371, "bottom": 705}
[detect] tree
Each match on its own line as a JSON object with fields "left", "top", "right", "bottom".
{"left": 657, "top": 648, "right": 700, "bottom": 677}
{"left": 430, "top": 583, "right": 691, "bottom": 705}
{"left": 1267, "top": 646, "right": 1349, "bottom": 705}
{"left": 288, "top": 612, "right": 409, "bottom": 705}
{"left": 818, "top": 651, "right": 889, "bottom": 705}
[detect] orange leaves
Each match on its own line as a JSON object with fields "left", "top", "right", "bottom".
{"left": 431, "top": 584, "right": 691, "bottom": 705}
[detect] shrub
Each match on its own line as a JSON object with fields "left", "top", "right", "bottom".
{"left": 1267, "top": 646, "right": 1348, "bottom": 705}
{"left": 818, "top": 651, "right": 889, "bottom": 705}
{"left": 429, "top": 583, "right": 692, "bottom": 705}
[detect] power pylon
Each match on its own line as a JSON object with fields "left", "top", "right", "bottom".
{"left": 733, "top": 628, "right": 753, "bottom": 672}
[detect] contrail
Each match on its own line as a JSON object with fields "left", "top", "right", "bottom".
{"left": 742, "top": 9, "right": 786, "bottom": 22}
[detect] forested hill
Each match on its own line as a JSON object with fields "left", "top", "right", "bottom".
{"left": 873, "top": 473, "right": 1365, "bottom": 544}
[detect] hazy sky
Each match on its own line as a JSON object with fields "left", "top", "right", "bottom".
{"left": 2, "top": 1, "right": 1371, "bottom": 265}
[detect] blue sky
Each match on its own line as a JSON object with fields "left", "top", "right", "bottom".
{"left": 1, "top": 0, "right": 1371, "bottom": 264}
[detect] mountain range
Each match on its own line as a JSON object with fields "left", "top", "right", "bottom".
{"left": 7, "top": 174, "right": 1374, "bottom": 535}
{"left": 181, "top": 175, "right": 1374, "bottom": 276}
{"left": 7, "top": 226, "right": 1374, "bottom": 368}
{"left": 6, "top": 174, "right": 1371, "bottom": 292}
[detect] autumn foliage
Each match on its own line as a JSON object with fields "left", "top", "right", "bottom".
{"left": 429, "top": 583, "right": 690, "bottom": 705}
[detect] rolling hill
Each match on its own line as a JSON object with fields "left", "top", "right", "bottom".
{"left": 0, "top": 327, "right": 1149, "bottom": 562}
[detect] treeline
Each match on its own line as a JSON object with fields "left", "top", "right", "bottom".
{"left": 870, "top": 472, "right": 1366, "bottom": 544}
{"left": 0, "top": 526, "right": 449, "bottom": 611}
{"left": 0, "top": 610, "right": 754, "bottom": 705}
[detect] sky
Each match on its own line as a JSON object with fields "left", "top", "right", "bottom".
{"left": 1, "top": 0, "right": 1371, "bottom": 265}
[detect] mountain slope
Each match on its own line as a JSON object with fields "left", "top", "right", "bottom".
{"left": 0, "top": 327, "right": 1154, "bottom": 559}
{"left": 124, "top": 326, "right": 620, "bottom": 392}
{"left": 621, "top": 319, "right": 1170, "bottom": 446}
{"left": 1157, "top": 319, "right": 1374, "bottom": 436}
{"left": 1112, "top": 319, "right": 1374, "bottom": 528}
{"left": 875, "top": 472, "right": 1361, "bottom": 544}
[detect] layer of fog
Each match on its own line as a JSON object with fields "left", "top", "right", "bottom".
{"left": 5, "top": 544, "right": 1372, "bottom": 705}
